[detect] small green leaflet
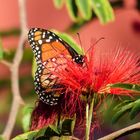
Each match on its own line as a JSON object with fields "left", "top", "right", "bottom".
{"left": 75, "top": 0, "right": 92, "bottom": 20}
{"left": 130, "top": 99, "right": 140, "bottom": 119}
{"left": 66, "top": 0, "right": 79, "bottom": 21}
{"left": 112, "top": 99, "right": 140, "bottom": 123}
{"left": 91, "top": 0, "right": 115, "bottom": 24}
{"left": 22, "top": 105, "right": 33, "bottom": 132}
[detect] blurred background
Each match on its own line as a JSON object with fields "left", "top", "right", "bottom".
{"left": 0, "top": 0, "right": 140, "bottom": 139}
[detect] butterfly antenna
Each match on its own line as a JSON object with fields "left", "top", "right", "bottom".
{"left": 85, "top": 37, "right": 105, "bottom": 55}
{"left": 77, "top": 32, "right": 84, "bottom": 53}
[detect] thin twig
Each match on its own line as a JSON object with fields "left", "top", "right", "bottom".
{"left": 98, "top": 122, "right": 140, "bottom": 140}
{"left": 0, "top": 60, "right": 12, "bottom": 68}
{"left": 85, "top": 102, "right": 89, "bottom": 140}
{"left": 2, "top": 0, "right": 27, "bottom": 139}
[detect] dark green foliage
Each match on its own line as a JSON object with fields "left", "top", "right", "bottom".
{"left": 12, "top": 118, "right": 75, "bottom": 140}
{"left": 130, "top": 99, "right": 140, "bottom": 119}
{"left": 0, "top": 28, "right": 20, "bottom": 37}
{"left": 109, "top": 83, "right": 140, "bottom": 93}
{"left": 12, "top": 126, "right": 59, "bottom": 140}
{"left": 53, "top": 0, "right": 115, "bottom": 24}
{"left": 61, "top": 119, "right": 75, "bottom": 136}
{"left": 112, "top": 99, "right": 140, "bottom": 123}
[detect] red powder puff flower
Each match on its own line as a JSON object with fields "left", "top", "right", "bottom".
{"left": 30, "top": 43, "right": 140, "bottom": 139}
{"left": 53, "top": 45, "right": 140, "bottom": 96}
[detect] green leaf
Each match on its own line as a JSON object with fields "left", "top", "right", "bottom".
{"left": 75, "top": 0, "right": 92, "bottom": 20}
{"left": 57, "top": 32, "right": 84, "bottom": 55}
{"left": 53, "top": 0, "right": 64, "bottom": 9}
{"left": 22, "top": 105, "right": 33, "bottom": 132}
{"left": 91, "top": 0, "right": 115, "bottom": 24}
{"left": 12, "top": 129, "right": 45, "bottom": 140}
{"left": 66, "top": 0, "right": 79, "bottom": 21}
{"left": 12, "top": 130, "right": 40, "bottom": 140}
{"left": 112, "top": 101, "right": 134, "bottom": 124}
{"left": 34, "top": 128, "right": 48, "bottom": 139}
{"left": 113, "top": 100, "right": 133, "bottom": 111}
{"left": 0, "top": 39, "right": 3, "bottom": 60}
{"left": 32, "top": 58, "right": 37, "bottom": 78}
{"left": 109, "top": 83, "right": 140, "bottom": 93}
{"left": 61, "top": 119, "right": 75, "bottom": 136}
{"left": 44, "top": 126, "right": 60, "bottom": 137}
{"left": 130, "top": 99, "right": 140, "bottom": 119}
{"left": 12, "top": 126, "right": 60, "bottom": 140}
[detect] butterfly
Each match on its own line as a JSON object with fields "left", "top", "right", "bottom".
{"left": 28, "top": 28, "right": 84, "bottom": 105}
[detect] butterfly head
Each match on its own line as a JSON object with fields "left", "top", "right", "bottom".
{"left": 73, "top": 54, "right": 85, "bottom": 65}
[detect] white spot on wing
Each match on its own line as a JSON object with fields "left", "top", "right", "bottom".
{"left": 59, "top": 38, "right": 62, "bottom": 41}
{"left": 36, "top": 47, "right": 39, "bottom": 50}
{"left": 49, "top": 36, "right": 53, "bottom": 39}
{"left": 46, "top": 39, "right": 50, "bottom": 42}
{"left": 38, "top": 40, "right": 42, "bottom": 44}
{"left": 42, "top": 34, "right": 45, "bottom": 38}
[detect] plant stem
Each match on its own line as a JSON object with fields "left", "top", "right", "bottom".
{"left": 86, "top": 103, "right": 89, "bottom": 140}
{"left": 98, "top": 122, "right": 140, "bottom": 140}
{"left": 60, "top": 136, "right": 71, "bottom": 140}
{"left": 85, "top": 95, "right": 95, "bottom": 140}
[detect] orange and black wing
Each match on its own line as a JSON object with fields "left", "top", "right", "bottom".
{"left": 28, "top": 28, "right": 79, "bottom": 65}
{"left": 34, "top": 56, "right": 67, "bottom": 105}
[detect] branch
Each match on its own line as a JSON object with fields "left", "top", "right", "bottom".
{"left": 98, "top": 122, "right": 140, "bottom": 140}
{"left": 2, "top": 0, "right": 28, "bottom": 139}
{"left": 0, "top": 60, "right": 12, "bottom": 68}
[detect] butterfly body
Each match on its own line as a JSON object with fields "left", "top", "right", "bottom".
{"left": 28, "top": 28, "right": 84, "bottom": 105}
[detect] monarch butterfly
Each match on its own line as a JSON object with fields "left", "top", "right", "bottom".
{"left": 28, "top": 28, "right": 84, "bottom": 105}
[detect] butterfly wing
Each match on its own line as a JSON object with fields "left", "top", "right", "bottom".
{"left": 34, "top": 56, "right": 67, "bottom": 105}
{"left": 28, "top": 28, "right": 79, "bottom": 65}
{"left": 28, "top": 28, "right": 83, "bottom": 105}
